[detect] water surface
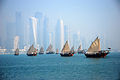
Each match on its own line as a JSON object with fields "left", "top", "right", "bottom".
{"left": 0, "top": 52, "right": 120, "bottom": 80}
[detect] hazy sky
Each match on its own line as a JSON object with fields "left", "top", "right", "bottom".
{"left": 0, "top": 0, "right": 120, "bottom": 50}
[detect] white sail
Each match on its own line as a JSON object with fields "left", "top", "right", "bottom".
{"left": 87, "top": 37, "right": 101, "bottom": 53}
{"left": 61, "top": 41, "right": 70, "bottom": 53}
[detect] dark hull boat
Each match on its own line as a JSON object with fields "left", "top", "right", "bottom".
{"left": 39, "top": 47, "right": 44, "bottom": 55}
{"left": 60, "top": 41, "right": 74, "bottom": 57}
{"left": 46, "top": 44, "right": 55, "bottom": 54}
{"left": 14, "top": 48, "right": 19, "bottom": 56}
{"left": 27, "top": 53, "right": 37, "bottom": 56}
{"left": 14, "top": 53, "right": 19, "bottom": 56}
{"left": 85, "top": 51, "right": 109, "bottom": 58}
{"left": 84, "top": 37, "right": 110, "bottom": 58}
{"left": 27, "top": 45, "right": 37, "bottom": 56}
{"left": 46, "top": 52, "right": 55, "bottom": 54}
{"left": 60, "top": 53, "right": 73, "bottom": 57}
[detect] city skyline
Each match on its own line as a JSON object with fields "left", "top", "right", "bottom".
{"left": 0, "top": 11, "right": 88, "bottom": 50}
{"left": 0, "top": 0, "right": 120, "bottom": 51}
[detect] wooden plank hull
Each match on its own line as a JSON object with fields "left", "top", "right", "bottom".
{"left": 27, "top": 54, "right": 37, "bottom": 56}
{"left": 46, "top": 52, "right": 55, "bottom": 54}
{"left": 14, "top": 53, "right": 19, "bottom": 56}
{"left": 85, "top": 51, "right": 109, "bottom": 58}
{"left": 60, "top": 53, "right": 73, "bottom": 57}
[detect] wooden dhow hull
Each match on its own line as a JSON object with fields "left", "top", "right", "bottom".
{"left": 85, "top": 51, "right": 109, "bottom": 58}
{"left": 46, "top": 52, "right": 55, "bottom": 54}
{"left": 27, "top": 54, "right": 37, "bottom": 56}
{"left": 60, "top": 53, "right": 74, "bottom": 57}
{"left": 14, "top": 53, "right": 19, "bottom": 56}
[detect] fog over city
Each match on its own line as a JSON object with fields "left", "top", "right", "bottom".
{"left": 0, "top": 0, "right": 120, "bottom": 51}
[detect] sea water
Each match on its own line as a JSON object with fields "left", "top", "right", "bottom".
{"left": 0, "top": 52, "right": 120, "bottom": 80}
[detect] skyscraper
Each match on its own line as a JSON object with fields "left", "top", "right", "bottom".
{"left": 24, "top": 23, "right": 30, "bottom": 48}
{"left": 31, "top": 17, "right": 38, "bottom": 47}
{"left": 43, "top": 16, "right": 49, "bottom": 50}
{"left": 64, "top": 25, "right": 70, "bottom": 43}
{"left": 35, "top": 12, "right": 43, "bottom": 47}
{"left": 48, "top": 32, "right": 55, "bottom": 49}
{"left": 60, "top": 20, "right": 64, "bottom": 50}
{"left": 6, "top": 23, "right": 16, "bottom": 49}
{"left": 15, "top": 12, "right": 24, "bottom": 49}
{"left": 72, "top": 33, "right": 78, "bottom": 49}
{"left": 29, "top": 18, "right": 34, "bottom": 46}
{"left": 77, "top": 31, "right": 81, "bottom": 49}
{"left": 55, "top": 19, "right": 64, "bottom": 51}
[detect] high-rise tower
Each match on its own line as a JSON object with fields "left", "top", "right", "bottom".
{"left": 30, "top": 17, "right": 38, "bottom": 47}
{"left": 43, "top": 16, "right": 49, "bottom": 50}
{"left": 55, "top": 19, "right": 64, "bottom": 51}
{"left": 35, "top": 12, "right": 43, "bottom": 47}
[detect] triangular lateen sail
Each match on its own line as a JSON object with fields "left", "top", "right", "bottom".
{"left": 87, "top": 37, "right": 101, "bottom": 53}
{"left": 40, "top": 47, "right": 44, "bottom": 53}
{"left": 61, "top": 41, "right": 70, "bottom": 53}
{"left": 46, "top": 44, "right": 53, "bottom": 52}
{"left": 27, "top": 45, "right": 35, "bottom": 54}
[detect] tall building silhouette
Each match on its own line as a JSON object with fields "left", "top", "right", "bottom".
{"left": 15, "top": 12, "right": 24, "bottom": 49}
{"left": 43, "top": 16, "right": 49, "bottom": 50}
{"left": 14, "top": 36, "right": 19, "bottom": 50}
{"left": 6, "top": 23, "right": 16, "bottom": 49}
{"left": 55, "top": 19, "right": 64, "bottom": 51}
{"left": 24, "top": 23, "right": 30, "bottom": 48}
{"left": 48, "top": 32, "right": 55, "bottom": 50}
{"left": 64, "top": 25, "right": 70, "bottom": 43}
{"left": 0, "top": 20, "right": 6, "bottom": 49}
{"left": 72, "top": 32, "right": 80, "bottom": 49}
{"left": 35, "top": 12, "right": 43, "bottom": 47}
{"left": 72, "top": 33, "right": 77, "bottom": 49}
{"left": 60, "top": 20, "right": 64, "bottom": 50}
{"left": 31, "top": 17, "right": 38, "bottom": 47}
{"left": 29, "top": 18, "right": 34, "bottom": 46}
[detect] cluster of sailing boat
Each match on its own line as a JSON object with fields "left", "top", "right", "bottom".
{"left": 15, "top": 37, "right": 111, "bottom": 58}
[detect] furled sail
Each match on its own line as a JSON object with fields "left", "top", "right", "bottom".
{"left": 87, "top": 37, "right": 101, "bottom": 53}
{"left": 46, "top": 44, "right": 53, "bottom": 52}
{"left": 61, "top": 41, "right": 70, "bottom": 53}
{"left": 40, "top": 47, "right": 44, "bottom": 53}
